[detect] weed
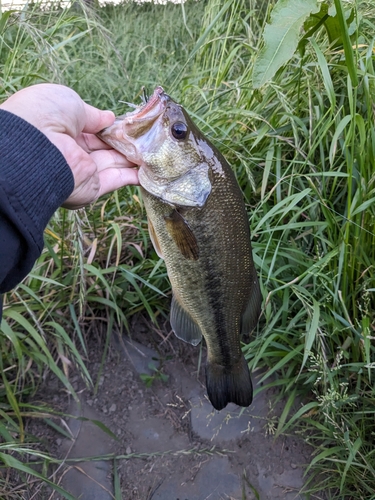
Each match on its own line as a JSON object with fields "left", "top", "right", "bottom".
{"left": 139, "top": 363, "right": 169, "bottom": 388}
{"left": 1, "top": 0, "right": 375, "bottom": 497}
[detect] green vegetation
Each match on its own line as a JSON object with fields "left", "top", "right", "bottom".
{"left": 1, "top": 0, "right": 375, "bottom": 498}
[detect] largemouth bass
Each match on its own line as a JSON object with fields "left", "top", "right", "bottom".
{"left": 98, "top": 86, "right": 262, "bottom": 411}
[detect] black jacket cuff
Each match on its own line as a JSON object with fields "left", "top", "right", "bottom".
{"left": 0, "top": 109, "right": 74, "bottom": 237}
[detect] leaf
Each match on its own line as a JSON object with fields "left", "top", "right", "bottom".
{"left": 0, "top": 357, "right": 24, "bottom": 441}
{"left": 340, "top": 436, "right": 362, "bottom": 492}
{"left": 300, "top": 299, "right": 320, "bottom": 373}
{"left": 275, "top": 388, "right": 297, "bottom": 437}
{"left": 76, "top": 417, "right": 118, "bottom": 441}
{"left": 278, "top": 401, "right": 320, "bottom": 434}
{"left": 253, "top": 0, "right": 320, "bottom": 88}
{"left": 333, "top": 0, "right": 358, "bottom": 86}
{"left": 41, "top": 30, "right": 91, "bottom": 55}
{"left": 189, "top": 0, "right": 233, "bottom": 60}
{"left": 45, "top": 321, "right": 92, "bottom": 385}
{"left": 0, "top": 10, "right": 14, "bottom": 34}
{"left": 351, "top": 196, "right": 375, "bottom": 216}
{"left": 114, "top": 458, "right": 121, "bottom": 500}
{"left": 261, "top": 143, "right": 275, "bottom": 200}
{"left": 310, "top": 38, "right": 336, "bottom": 109}
{"left": 329, "top": 114, "right": 352, "bottom": 165}
{"left": 0, "top": 319, "right": 23, "bottom": 362}
{"left": 304, "top": 2, "right": 356, "bottom": 48}
{"left": 254, "top": 188, "right": 311, "bottom": 233}
{"left": 0, "top": 453, "right": 77, "bottom": 500}
{"left": 258, "top": 344, "right": 304, "bottom": 383}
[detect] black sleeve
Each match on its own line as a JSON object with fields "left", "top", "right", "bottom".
{"left": 0, "top": 109, "right": 75, "bottom": 318}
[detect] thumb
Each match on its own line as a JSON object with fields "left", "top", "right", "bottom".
{"left": 82, "top": 103, "right": 115, "bottom": 135}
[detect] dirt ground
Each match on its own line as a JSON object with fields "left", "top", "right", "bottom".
{"left": 21, "top": 315, "right": 322, "bottom": 500}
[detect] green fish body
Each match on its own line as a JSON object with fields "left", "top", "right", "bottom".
{"left": 98, "top": 87, "right": 261, "bottom": 410}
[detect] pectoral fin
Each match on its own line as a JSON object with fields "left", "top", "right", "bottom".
{"left": 147, "top": 217, "right": 164, "bottom": 259}
{"left": 165, "top": 210, "right": 199, "bottom": 260}
{"left": 170, "top": 295, "right": 202, "bottom": 346}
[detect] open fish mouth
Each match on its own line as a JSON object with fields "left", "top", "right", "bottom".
{"left": 127, "top": 86, "right": 167, "bottom": 119}
{"left": 97, "top": 86, "right": 170, "bottom": 161}
{"left": 121, "top": 86, "right": 168, "bottom": 132}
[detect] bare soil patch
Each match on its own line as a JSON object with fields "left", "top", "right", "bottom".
{"left": 22, "top": 316, "right": 318, "bottom": 500}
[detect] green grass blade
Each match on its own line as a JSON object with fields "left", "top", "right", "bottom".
{"left": 333, "top": 0, "right": 358, "bottom": 86}
{"left": 0, "top": 452, "right": 77, "bottom": 500}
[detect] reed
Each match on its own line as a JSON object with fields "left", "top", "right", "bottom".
{"left": 1, "top": 0, "right": 375, "bottom": 497}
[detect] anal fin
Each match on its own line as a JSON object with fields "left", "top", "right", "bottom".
{"left": 170, "top": 295, "right": 202, "bottom": 346}
{"left": 241, "top": 271, "right": 262, "bottom": 335}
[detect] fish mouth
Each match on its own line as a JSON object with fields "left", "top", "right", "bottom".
{"left": 128, "top": 86, "right": 167, "bottom": 120}
{"left": 97, "top": 86, "right": 169, "bottom": 163}
{"left": 122, "top": 86, "right": 169, "bottom": 136}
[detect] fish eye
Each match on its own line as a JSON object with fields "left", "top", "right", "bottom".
{"left": 171, "top": 121, "right": 188, "bottom": 140}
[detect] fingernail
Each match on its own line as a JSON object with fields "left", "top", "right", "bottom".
{"left": 102, "top": 110, "right": 115, "bottom": 123}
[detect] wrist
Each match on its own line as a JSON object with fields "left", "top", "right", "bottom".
{"left": 0, "top": 110, "right": 74, "bottom": 231}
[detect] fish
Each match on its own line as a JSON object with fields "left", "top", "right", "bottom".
{"left": 98, "top": 86, "right": 262, "bottom": 411}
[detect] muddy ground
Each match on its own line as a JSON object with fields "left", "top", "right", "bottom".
{"left": 22, "top": 316, "right": 324, "bottom": 500}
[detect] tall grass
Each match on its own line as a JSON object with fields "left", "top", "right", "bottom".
{"left": 0, "top": 1, "right": 203, "bottom": 497}
{"left": 183, "top": 1, "right": 375, "bottom": 497}
{"left": 1, "top": 0, "right": 375, "bottom": 498}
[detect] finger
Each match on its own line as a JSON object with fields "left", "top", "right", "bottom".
{"left": 76, "top": 132, "right": 114, "bottom": 153}
{"left": 82, "top": 102, "right": 115, "bottom": 134}
{"left": 91, "top": 149, "right": 138, "bottom": 171}
{"left": 96, "top": 167, "right": 140, "bottom": 198}
{"left": 89, "top": 149, "right": 139, "bottom": 195}
{"left": 62, "top": 148, "right": 139, "bottom": 209}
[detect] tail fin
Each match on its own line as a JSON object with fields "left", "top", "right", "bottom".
{"left": 205, "top": 355, "right": 253, "bottom": 411}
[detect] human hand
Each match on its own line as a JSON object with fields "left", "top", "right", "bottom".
{"left": 0, "top": 83, "right": 139, "bottom": 209}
